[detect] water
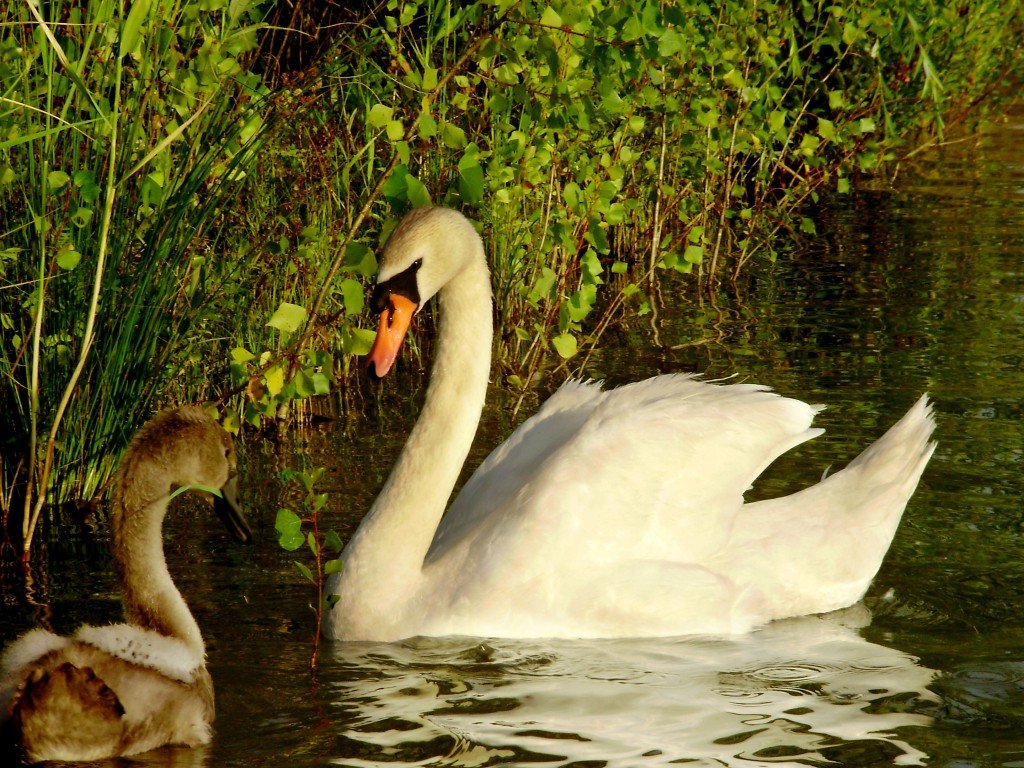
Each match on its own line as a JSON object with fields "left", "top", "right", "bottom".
{"left": 2, "top": 104, "right": 1024, "bottom": 766}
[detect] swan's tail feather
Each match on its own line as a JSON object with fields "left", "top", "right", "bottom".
{"left": 847, "top": 394, "right": 937, "bottom": 481}
{"left": 822, "top": 394, "right": 936, "bottom": 527}
{"left": 737, "top": 395, "right": 936, "bottom": 622}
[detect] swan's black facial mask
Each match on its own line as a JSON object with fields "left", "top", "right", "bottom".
{"left": 371, "top": 259, "right": 422, "bottom": 314}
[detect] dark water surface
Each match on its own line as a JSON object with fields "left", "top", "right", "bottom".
{"left": 3, "top": 104, "right": 1023, "bottom": 766}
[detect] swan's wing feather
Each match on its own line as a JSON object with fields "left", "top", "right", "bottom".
{"left": 426, "top": 379, "right": 607, "bottom": 563}
{"left": 74, "top": 625, "right": 202, "bottom": 683}
{"left": 2, "top": 629, "right": 70, "bottom": 678}
{"left": 428, "top": 375, "right": 822, "bottom": 568}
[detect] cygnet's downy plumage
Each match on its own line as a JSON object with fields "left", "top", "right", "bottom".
{"left": 1, "top": 407, "right": 251, "bottom": 763}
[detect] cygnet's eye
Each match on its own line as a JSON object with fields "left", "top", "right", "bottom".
{"left": 412, "top": 258, "right": 423, "bottom": 269}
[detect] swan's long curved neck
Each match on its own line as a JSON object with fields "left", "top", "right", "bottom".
{"left": 112, "top": 475, "right": 204, "bottom": 655}
{"left": 342, "top": 256, "right": 493, "bottom": 614}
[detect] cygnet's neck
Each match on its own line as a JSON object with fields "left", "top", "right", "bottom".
{"left": 339, "top": 255, "right": 493, "bottom": 630}
{"left": 112, "top": 469, "right": 204, "bottom": 655}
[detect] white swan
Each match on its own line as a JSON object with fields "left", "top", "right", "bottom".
{"left": 0, "top": 407, "right": 251, "bottom": 763}
{"left": 323, "top": 206, "right": 936, "bottom": 642}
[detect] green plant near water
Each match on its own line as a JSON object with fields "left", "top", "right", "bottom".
{"left": 275, "top": 467, "right": 342, "bottom": 671}
{"left": 0, "top": 0, "right": 272, "bottom": 551}
{"left": 2, "top": 0, "right": 1022, "bottom": 550}
{"left": 231, "top": 0, "right": 1024, "bottom": 405}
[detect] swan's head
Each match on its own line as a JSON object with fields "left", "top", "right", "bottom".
{"left": 116, "top": 407, "right": 252, "bottom": 543}
{"left": 367, "top": 206, "right": 483, "bottom": 378}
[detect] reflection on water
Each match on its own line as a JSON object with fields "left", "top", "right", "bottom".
{"left": 328, "top": 606, "right": 935, "bottom": 767}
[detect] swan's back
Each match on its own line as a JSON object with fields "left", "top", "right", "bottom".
{"left": 729, "top": 394, "right": 936, "bottom": 620}
{"left": 2, "top": 633, "right": 213, "bottom": 761}
{"left": 414, "top": 376, "right": 838, "bottom": 637}
{"left": 429, "top": 375, "right": 822, "bottom": 564}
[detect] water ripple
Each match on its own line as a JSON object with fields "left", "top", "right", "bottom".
{"left": 323, "top": 609, "right": 936, "bottom": 767}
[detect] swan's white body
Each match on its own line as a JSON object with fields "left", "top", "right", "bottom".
{"left": 324, "top": 206, "right": 936, "bottom": 642}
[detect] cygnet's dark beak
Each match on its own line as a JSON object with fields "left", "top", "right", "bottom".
{"left": 214, "top": 473, "right": 252, "bottom": 544}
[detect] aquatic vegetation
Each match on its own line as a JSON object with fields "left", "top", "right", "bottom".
{"left": 274, "top": 467, "right": 342, "bottom": 670}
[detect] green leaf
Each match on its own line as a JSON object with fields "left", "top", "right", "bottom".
{"left": 566, "top": 287, "right": 595, "bottom": 322}
{"left": 345, "top": 242, "right": 377, "bottom": 277}
{"left": 70, "top": 207, "right": 93, "bottom": 227}
{"left": 309, "top": 371, "right": 330, "bottom": 395}
{"left": 120, "top": 0, "right": 151, "bottom": 59}
{"left": 56, "top": 244, "right": 81, "bottom": 270}
{"left": 683, "top": 245, "right": 704, "bottom": 264}
{"left": 325, "top": 558, "right": 343, "bottom": 575}
{"left": 324, "top": 530, "right": 343, "bottom": 553}
{"left": 551, "top": 333, "right": 578, "bottom": 359}
{"left": 422, "top": 66, "right": 438, "bottom": 90}
{"left": 275, "top": 509, "right": 304, "bottom": 551}
{"left": 267, "top": 302, "right": 307, "bottom": 333}
{"left": 386, "top": 119, "right": 404, "bottom": 141}
{"left": 441, "top": 123, "right": 467, "bottom": 149}
{"left": 799, "top": 134, "right": 821, "bottom": 155}
{"left": 405, "top": 174, "right": 432, "bottom": 207}
{"left": 858, "top": 117, "right": 876, "bottom": 134}
{"left": 47, "top": 171, "right": 70, "bottom": 191}
{"left": 418, "top": 112, "right": 437, "bottom": 138}
{"left": 658, "top": 29, "right": 685, "bottom": 57}
{"left": 340, "top": 278, "right": 364, "bottom": 316}
{"left": 265, "top": 366, "right": 285, "bottom": 397}
{"left": 723, "top": 68, "right": 745, "bottom": 90}
{"left": 532, "top": 267, "right": 556, "bottom": 300}
{"left": 343, "top": 327, "right": 377, "bottom": 356}
{"left": 539, "top": 6, "right": 562, "bottom": 27}
{"left": 368, "top": 103, "right": 393, "bottom": 128}
{"left": 294, "top": 561, "right": 314, "bottom": 583}
{"left": 817, "top": 118, "right": 835, "bottom": 140}
{"left": 458, "top": 160, "right": 485, "bottom": 204}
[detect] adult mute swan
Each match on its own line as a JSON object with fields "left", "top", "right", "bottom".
{"left": 1, "top": 407, "right": 251, "bottom": 763}
{"left": 323, "top": 206, "right": 936, "bottom": 642}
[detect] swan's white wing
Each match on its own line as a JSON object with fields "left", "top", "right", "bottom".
{"left": 426, "top": 375, "right": 823, "bottom": 570}
{"left": 425, "top": 379, "right": 607, "bottom": 564}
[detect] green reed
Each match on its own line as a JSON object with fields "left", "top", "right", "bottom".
{"left": 0, "top": 0, "right": 273, "bottom": 553}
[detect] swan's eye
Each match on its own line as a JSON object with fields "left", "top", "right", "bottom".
{"left": 412, "top": 258, "right": 423, "bottom": 269}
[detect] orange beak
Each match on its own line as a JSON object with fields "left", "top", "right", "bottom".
{"left": 367, "top": 293, "right": 418, "bottom": 378}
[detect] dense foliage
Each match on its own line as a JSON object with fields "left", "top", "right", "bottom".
{"left": 2, "top": 0, "right": 1022, "bottom": 551}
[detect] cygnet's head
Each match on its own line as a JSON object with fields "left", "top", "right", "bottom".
{"left": 116, "top": 407, "right": 251, "bottom": 543}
